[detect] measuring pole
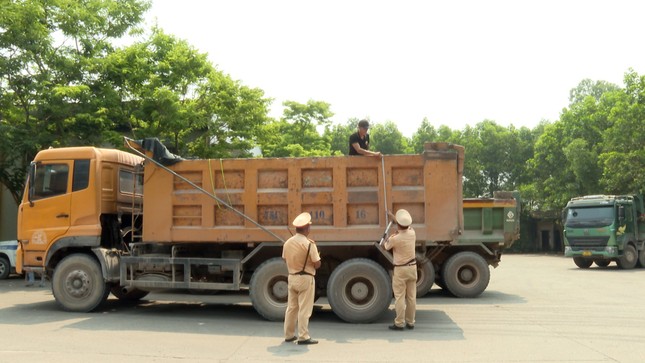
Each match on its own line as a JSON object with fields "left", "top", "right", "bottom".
{"left": 379, "top": 156, "right": 391, "bottom": 245}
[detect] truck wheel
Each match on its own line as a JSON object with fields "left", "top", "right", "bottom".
{"left": 249, "top": 257, "right": 288, "bottom": 321}
{"left": 327, "top": 258, "right": 391, "bottom": 323}
{"left": 110, "top": 285, "right": 150, "bottom": 301}
{"left": 52, "top": 254, "right": 108, "bottom": 312}
{"left": 594, "top": 260, "right": 610, "bottom": 268}
{"left": 573, "top": 257, "right": 592, "bottom": 268}
{"left": 416, "top": 254, "right": 435, "bottom": 297}
{"left": 0, "top": 256, "right": 10, "bottom": 280}
{"left": 639, "top": 248, "right": 645, "bottom": 268}
{"left": 617, "top": 244, "right": 638, "bottom": 269}
{"left": 442, "top": 252, "right": 490, "bottom": 298}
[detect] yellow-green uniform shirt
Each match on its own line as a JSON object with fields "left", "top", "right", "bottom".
{"left": 384, "top": 228, "right": 416, "bottom": 265}
{"left": 282, "top": 233, "right": 321, "bottom": 275}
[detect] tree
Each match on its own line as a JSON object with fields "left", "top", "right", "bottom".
{"left": 0, "top": 0, "right": 150, "bottom": 203}
{"left": 598, "top": 69, "right": 645, "bottom": 194}
{"left": 410, "top": 118, "right": 439, "bottom": 153}
{"left": 326, "top": 118, "right": 358, "bottom": 155}
{"left": 526, "top": 80, "right": 614, "bottom": 210}
{"left": 99, "top": 28, "right": 271, "bottom": 158}
{"left": 568, "top": 78, "right": 620, "bottom": 106}
{"left": 370, "top": 121, "right": 411, "bottom": 155}
{"left": 258, "top": 100, "right": 334, "bottom": 157}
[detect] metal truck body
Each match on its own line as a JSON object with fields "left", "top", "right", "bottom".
{"left": 562, "top": 194, "right": 645, "bottom": 269}
{"left": 17, "top": 139, "right": 519, "bottom": 322}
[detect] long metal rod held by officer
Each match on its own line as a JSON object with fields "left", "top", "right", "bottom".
{"left": 379, "top": 220, "right": 394, "bottom": 246}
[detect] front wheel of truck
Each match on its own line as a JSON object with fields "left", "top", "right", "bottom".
{"left": 594, "top": 260, "right": 610, "bottom": 268}
{"left": 249, "top": 257, "right": 288, "bottom": 321}
{"left": 617, "top": 244, "right": 638, "bottom": 269}
{"left": 52, "top": 254, "right": 108, "bottom": 312}
{"left": 327, "top": 258, "right": 392, "bottom": 323}
{"left": 573, "top": 257, "right": 592, "bottom": 268}
{"left": 442, "top": 252, "right": 490, "bottom": 298}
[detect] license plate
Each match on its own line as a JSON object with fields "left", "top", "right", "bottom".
{"left": 582, "top": 250, "right": 592, "bottom": 256}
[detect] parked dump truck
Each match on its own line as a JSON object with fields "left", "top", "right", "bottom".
{"left": 563, "top": 194, "right": 645, "bottom": 269}
{"left": 17, "top": 138, "right": 519, "bottom": 323}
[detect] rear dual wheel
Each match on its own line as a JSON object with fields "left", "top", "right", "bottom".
{"left": 442, "top": 252, "right": 490, "bottom": 298}
{"left": 415, "top": 254, "right": 435, "bottom": 297}
{"left": 327, "top": 258, "right": 391, "bottom": 323}
{"left": 617, "top": 244, "right": 638, "bottom": 270}
{"left": 249, "top": 258, "right": 289, "bottom": 321}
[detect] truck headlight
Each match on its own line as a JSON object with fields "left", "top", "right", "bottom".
{"left": 605, "top": 247, "right": 617, "bottom": 254}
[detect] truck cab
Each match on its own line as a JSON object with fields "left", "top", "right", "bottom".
{"left": 562, "top": 194, "right": 645, "bottom": 269}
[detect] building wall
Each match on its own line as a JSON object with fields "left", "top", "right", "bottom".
{"left": 0, "top": 185, "right": 18, "bottom": 240}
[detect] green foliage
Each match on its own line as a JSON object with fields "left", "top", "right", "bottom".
{"left": 370, "top": 121, "right": 411, "bottom": 155}
{"left": 100, "top": 28, "right": 271, "bottom": 157}
{"left": 2, "top": 0, "right": 644, "bottom": 219}
{"left": 598, "top": 69, "right": 645, "bottom": 194}
{"left": 0, "top": 0, "right": 150, "bottom": 203}
{"left": 326, "top": 118, "right": 358, "bottom": 155}
{"left": 258, "top": 100, "right": 333, "bottom": 157}
{"left": 410, "top": 118, "right": 439, "bottom": 153}
{"left": 526, "top": 71, "right": 645, "bottom": 210}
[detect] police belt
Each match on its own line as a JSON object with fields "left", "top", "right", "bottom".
{"left": 290, "top": 271, "right": 314, "bottom": 276}
{"left": 394, "top": 258, "right": 417, "bottom": 267}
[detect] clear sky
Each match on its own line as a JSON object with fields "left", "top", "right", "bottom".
{"left": 144, "top": 0, "right": 645, "bottom": 136}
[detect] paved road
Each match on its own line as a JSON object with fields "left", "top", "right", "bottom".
{"left": 1, "top": 254, "right": 644, "bottom": 362}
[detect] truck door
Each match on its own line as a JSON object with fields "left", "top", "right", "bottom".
{"left": 18, "top": 161, "right": 73, "bottom": 266}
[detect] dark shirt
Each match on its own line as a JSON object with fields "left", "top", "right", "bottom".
{"left": 349, "top": 132, "right": 370, "bottom": 155}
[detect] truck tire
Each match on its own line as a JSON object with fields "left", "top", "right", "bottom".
{"left": 573, "top": 257, "right": 592, "bottom": 268}
{"left": 327, "top": 258, "right": 392, "bottom": 323}
{"left": 249, "top": 257, "right": 288, "bottom": 321}
{"left": 0, "top": 256, "right": 10, "bottom": 280}
{"left": 52, "top": 254, "right": 108, "bottom": 312}
{"left": 110, "top": 285, "right": 150, "bottom": 301}
{"left": 617, "top": 244, "right": 638, "bottom": 269}
{"left": 442, "top": 252, "right": 490, "bottom": 298}
{"left": 416, "top": 254, "right": 435, "bottom": 297}
{"left": 639, "top": 248, "right": 645, "bottom": 268}
{"left": 594, "top": 260, "right": 610, "bottom": 268}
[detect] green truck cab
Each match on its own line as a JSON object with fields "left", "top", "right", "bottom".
{"left": 562, "top": 194, "right": 645, "bottom": 269}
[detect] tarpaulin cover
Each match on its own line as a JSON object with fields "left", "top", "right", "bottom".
{"left": 135, "top": 138, "right": 184, "bottom": 166}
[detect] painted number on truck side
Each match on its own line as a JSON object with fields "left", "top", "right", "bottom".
{"left": 264, "top": 210, "right": 280, "bottom": 221}
{"left": 310, "top": 210, "right": 325, "bottom": 220}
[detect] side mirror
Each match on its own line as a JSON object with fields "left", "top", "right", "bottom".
{"left": 27, "top": 162, "right": 36, "bottom": 207}
{"left": 561, "top": 208, "right": 567, "bottom": 223}
{"left": 618, "top": 205, "right": 625, "bottom": 223}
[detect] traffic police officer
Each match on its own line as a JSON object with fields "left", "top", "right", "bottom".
{"left": 282, "top": 212, "right": 321, "bottom": 344}
{"left": 383, "top": 209, "right": 417, "bottom": 330}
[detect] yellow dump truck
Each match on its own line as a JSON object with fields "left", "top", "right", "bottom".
{"left": 17, "top": 138, "right": 519, "bottom": 323}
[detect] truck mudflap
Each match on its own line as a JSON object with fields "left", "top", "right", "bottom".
{"left": 92, "top": 247, "right": 120, "bottom": 282}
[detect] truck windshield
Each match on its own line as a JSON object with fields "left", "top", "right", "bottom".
{"left": 565, "top": 206, "right": 614, "bottom": 228}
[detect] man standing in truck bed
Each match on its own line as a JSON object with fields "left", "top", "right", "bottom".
{"left": 282, "top": 212, "right": 321, "bottom": 345}
{"left": 349, "top": 119, "right": 382, "bottom": 157}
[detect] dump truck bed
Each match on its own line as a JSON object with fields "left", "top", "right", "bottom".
{"left": 141, "top": 143, "right": 464, "bottom": 244}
